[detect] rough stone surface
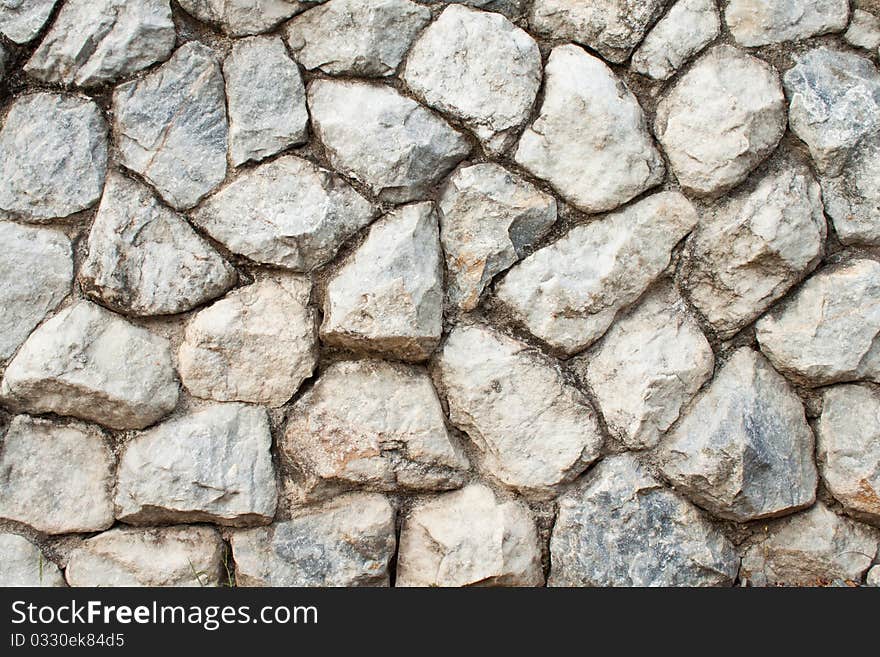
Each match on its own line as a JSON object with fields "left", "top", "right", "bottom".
{"left": 421, "top": 0, "right": 525, "bottom": 18}
{"left": 177, "top": 0, "right": 316, "bottom": 36}
{"left": 0, "top": 0, "right": 58, "bottom": 43}
{"left": 845, "top": 9, "right": 880, "bottom": 50}
{"left": 725, "top": 0, "right": 850, "bottom": 47}
{"left": 868, "top": 565, "right": 880, "bottom": 586}
{"left": 0, "top": 534, "right": 64, "bottom": 587}
{"left": 819, "top": 132, "right": 880, "bottom": 245}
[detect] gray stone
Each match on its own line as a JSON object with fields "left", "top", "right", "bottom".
{"left": 177, "top": 0, "right": 318, "bottom": 36}
{"left": 419, "top": 0, "right": 525, "bottom": 18}
{"left": 819, "top": 132, "right": 880, "bottom": 246}
{"left": 0, "top": 43, "right": 6, "bottom": 82}
{"left": 845, "top": 9, "right": 880, "bottom": 50}
{"left": 868, "top": 565, "right": 880, "bottom": 586}
{"left": 726, "top": 0, "right": 850, "bottom": 47}
{"left": 0, "top": 0, "right": 58, "bottom": 43}
{"left": 0, "top": 534, "right": 64, "bottom": 587}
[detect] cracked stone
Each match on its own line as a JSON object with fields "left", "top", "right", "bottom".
{"left": 0, "top": 0, "right": 58, "bottom": 43}
{"left": 0, "top": 534, "right": 64, "bottom": 587}
{"left": 819, "top": 132, "right": 880, "bottom": 246}
{"left": 726, "top": 0, "right": 850, "bottom": 47}
{"left": 177, "top": 0, "right": 319, "bottom": 36}
{"left": 420, "top": 0, "right": 526, "bottom": 18}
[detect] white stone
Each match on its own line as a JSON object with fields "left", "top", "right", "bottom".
{"left": 819, "top": 133, "right": 880, "bottom": 245}
{"left": 868, "top": 565, "right": 880, "bottom": 586}
{"left": 0, "top": 0, "right": 58, "bottom": 43}
{"left": 0, "top": 534, "right": 64, "bottom": 587}
{"left": 177, "top": 0, "right": 318, "bottom": 36}
{"left": 845, "top": 9, "right": 880, "bottom": 50}
{"left": 726, "top": 0, "right": 850, "bottom": 47}
{"left": 420, "top": 0, "right": 525, "bottom": 18}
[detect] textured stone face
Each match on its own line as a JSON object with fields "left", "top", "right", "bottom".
{"left": 422, "top": 0, "right": 526, "bottom": 17}
{"left": 725, "top": 0, "right": 850, "bottom": 47}
{"left": 868, "top": 566, "right": 880, "bottom": 587}
{"left": 0, "top": 0, "right": 58, "bottom": 43}
{"left": 177, "top": 0, "right": 317, "bottom": 36}
{"left": 845, "top": 9, "right": 880, "bottom": 50}
{"left": 819, "top": 133, "right": 880, "bottom": 246}
{"left": 0, "top": 534, "right": 65, "bottom": 587}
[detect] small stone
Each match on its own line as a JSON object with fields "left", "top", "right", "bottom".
{"left": 655, "top": 46, "right": 786, "bottom": 196}
{"left": 496, "top": 192, "right": 698, "bottom": 356}
{"left": 308, "top": 79, "right": 471, "bottom": 203}
{"left": 0, "top": 93, "right": 108, "bottom": 221}
{"left": 725, "top": 0, "right": 850, "bottom": 47}
{"left": 397, "top": 484, "right": 543, "bottom": 587}
{"left": 320, "top": 202, "right": 443, "bottom": 362}
{"left": 845, "top": 9, "right": 880, "bottom": 49}
{"left": 819, "top": 133, "right": 880, "bottom": 246}
{"left": 515, "top": 44, "right": 664, "bottom": 213}
{"left": 113, "top": 42, "right": 227, "bottom": 210}
{"left": 231, "top": 493, "right": 396, "bottom": 586}
{"left": 179, "top": 273, "right": 317, "bottom": 407}
{"left": 436, "top": 324, "right": 603, "bottom": 498}
{"left": 0, "top": 301, "right": 179, "bottom": 430}
{"left": 419, "top": 0, "right": 526, "bottom": 18}
{"left": 191, "top": 155, "right": 374, "bottom": 271}
{"left": 549, "top": 454, "right": 739, "bottom": 587}
{"left": 439, "top": 164, "right": 557, "bottom": 312}
{"left": 0, "top": 43, "right": 6, "bottom": 82}
{"left": 868, "top": 565, "right": 880, "bottom": 586}
{"left": 79, "top": 172, "right": 236, "bottom": 317}
{"left": 402, "top": 5, "right": 541, "bottom": 154}
{"left": 0, "top": 416, "right": 115, "bottom": 534}
{"left": 0, "top": 0, "right": 58, "bottom": 43}
{"left": 177, "top": 0, "right": 317, "bottom": 36}
{"left": 0, "top": 534, "right": 64, "bottom": 587}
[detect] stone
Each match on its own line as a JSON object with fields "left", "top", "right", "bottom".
{"left": 0, "top": 93, "right": 108, "bottom": 221}
{"left": 655, "top": 46, "right": 786, "bottom": 196}
{"left": 0, "top": 222, "right": 72, "bottom": 362}
{"left": 113, "top": 42, "right": 227, "bottom": 210}
{"left": 79, "top": 172, "right": 236, "bottom": 317}
{"left": 24, "top": 0, "right": 175, "bottom": 87}
{"left": 740, "top": 503, "right": 879, "bottom": 586}
{"left": 575, "top": 284, "right": 714, "bottom": 451}
{"left": 0, "top": 301, "right": 179, "bottom": 430}
{"left": 0, "top": 43, "right": 6, "bottom": 82}
{"left": 439, "top": 164, "right": 557, "bottom": 312}
{"left": 0, "top": 0, "right": 58, "bottom": 43}
{"left": 177, "top": 0, "right": 317, "bottom": 36}
{"left": 282, "top": 360, "right": 468, "bottom": 498}
{"left": 514, "top": 45, "right": 664, "bottom": 213}
{"left": 436, "top": 324, "right": 603, "bottom": 498}
{"left": 845, "top": 9, "right": 880, "bottom": 50}
{"left": 179, "top": 273, "right": 317, "bottom": 407}
{"left": 657, "top": 348, "right": 818, "bottom": 522}
{"left": 397, "top": 484, "right": 543, "bottom": 587}
{"left": 231, "top": 493, "right": 395, "bottom": 586}
{"left": 115, "top": 403, "right": 277, "bottom": 526}
{"left": 320, "top": 202, "right": 443, "bottom": 361}
{"left": 495, "top": 192, "right": 698, "bottom": 355}
{"left": 681, "top": 161, "right": 827, "bottom": 338}
{"left": 725, "top": 0, "right": 850, "bottom": 47}
{"left": 191, "top": 155, "right": 374, "bottom": 271}
{"left": 0, "top": 534, "right": 64, "bottom": 587}
{"left": 549, "top": 454, "right": 739, "bottom": 587}
{"left": 285, "top": 0, "right": 430, "bottom": 77}
{"left": 868, "top": 565, "right": 880, "bottom": 586}
{"left": 420, "top": 0, "right": 525, "bottom": 18}
{"left": 0, "top": 416, "right": 115, "bottom": 534}
{"left": 819, "top": 132, "right": 880, "bottom": 245}
{"left": 402, "top": 4, "right": 541, "bottom": 154}
{"left": 224, "top": 36, "right": 308, "bottom": 167}
{"left": 308, "top": 79, "right": 471, "bottom": 203}
{"left": 630, "top": 0, "right": 720, "bottom": 81}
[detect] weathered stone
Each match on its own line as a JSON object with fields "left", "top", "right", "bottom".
{"left": 868, "top": 565, "right": 880, "bottom": 586}
{"left": 515, "top": 44, "right": 664, "bottom": 213}
{"left": 0, "top": 534, "right": 64, "bottom": 587}
{"left": 819, "top": 132, "right": 880, "bottom": 246}
{"left": 496, "top": 192, "right": 698, "bottom": 355}
{"left": 419, "top": 0, "right": 525, "bottom": 18}
{"left": 308, "top": 79, "right": 471, "bottom": 203}
{"left": 845, "top": 9, "right": 880, "bottom": 50}
{"left": 0, "top": 301, "right": 179, "bottom": 430}
{"left": 177, "top": 0, "right": 317, "bottom": 36}
{"left": 0, "top": 43, "right": 6, "bottom": 82}
{"left": 725, "top": 0, "right": 850, "bottom": 47}
{"left": 549, "top": 454, "right": 739, "bottom": 587}
{"left": 0, "top": 0, "right": 58, "bottom": 43}
{"left": 397, "top": 484, "right": 543, "bottom": 587}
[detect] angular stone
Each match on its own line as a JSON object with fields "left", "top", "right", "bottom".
{"left": 0, "top": 93, "right": 108, "bottom": 221}
{"left": 0, "top": 43, "right": 6, "bottom": 82}
{"left": 321, "top": 203, "right": 443, "bottom": 361}
{"left": 191, "top": 155, "right": 374, "bottom": 271}
{"left": 179, "top": 273, "right": 317, "bottom": 407}
{"left": 0, "top": 416, "right": 115, "bottom": 534}
{"left": 726, "top": 0, "right": 850, "bottom": 47}
{"left": 113, "top": 42, "right": 227, "bottom": 210}
{"left": 0, "top": 301, "right": 179, "bottom": 430}
{"left": 115, "top": 403, "right": 277, "bottom": 526}
{"left": 79, "top": 172, "right": 236, "bottom": 317}
{"left": 177, "top": 0, "right": 317, "bottom": 36}
{"left": 308, "top": 79, "right": 471, "bottom": 203}
{"left": 655, "top": 46, "right": 786, "bottom": 196}
{"left": 549, "top": 454, "right": 739, "bottom": 587}
{"left": 231, "top": 493, "right": 395, "bottom": 586}
{"left": 420, "top": 0, "right": 526, "bottom": 18}
{"left": 496, "top": 192, "right": 698, "bottom": 355}
{"left": 515, "top": 45, "right": 664, "bottom": 213}
{"left": 819, "top": 132, "right": 880, "bottom": 245}
{"left": 397, "top": 484, "right": 543, "bottom": 587}
{"left": 845, "top": 9, "right": 880, "bottom": 50}
{"left": 0, "top": 534, "right": 64, "bottom": 587}
{"left": 868, "top": 565, "right": 880, "bottom": 586}
{"left": 0, "top": 0, "right": 58, "bottom": 43}
{"left": 436, "top": 324, "right": 603, "bottom": 498}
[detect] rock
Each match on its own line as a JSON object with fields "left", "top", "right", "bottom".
{"left": 285, "top": 0, "right": 430, "bottom": 77}
{"left": 575, "top": 284, "right": 714, "bottom": 451}
{"left": 0, "top": 93, "right": 108, "bottom": 222}
{"left": 177, "top": 0, "right": 317, "bottom": 36}
{"left": 514, "top": 45, "right": 664, "bottom": 213}
{"left": 681, "top": 161, "right": 826, "bottom": 338}
{"left": 755, "top": 259, "right": 880, "bottom": 386}
{"left": 397, "top": 484, "right": 543, "bottom": 587}
{"left": 0, "top": 301, "right": 179, "bottom": 430}
{"left": 79, "top": 172, "right": 236, "bottom": 317}
{"left": 308, "top": 79, "right": 471, "bottom": 203}
{"left": 741, "top": 503, "right": 879, "bottom": 586}
{"left": 231, "top": 493, "right": 395, "bottom": 586}
{"left": 439, "top": 164, "right": 557, "bottom": 312}
{"left": 725, "top": 0, "right": 850, "bottom": 47}
{"left": 0, "top": 0, "right": 57, "bottom": 43}
{"left": 495, "top": 192, "right": 698, "bottom": 355}
{"left": 191, "top": 155, "right": 374, "bottom": 271}
{"left": 24, "top": 0, "right": 175, "bottom": 87}
{"left": 282, "top": 360, "right": 468, "bottom": 498}
{"left": 0, "top": 43, "right": 6, "bottom": 81}
{"left": 402, "top": 5, "right": 541, "bottom": 155}
{"left": 0, "top": 534, "right": 64, "bottom": 587}
{"left": 655, "top": 46, "right": 786, "bottom": 196}
{"left": 631, "top": 0, "right": 720, "bottom": 81}
{"left": 549, "top": 454, "right": 739, "bottom": 586}
{"left": 224, "top": 36, "right": 308, "bottom": 167}
{"left": 179, "top": 273, "right": 317, "bottom": 407}
{"left": 115, "top": 403, "right": 277, "bottom": 526}
{"left": 320, "top": 202, "right": 443, "bottom": 361}
{"left": 868, "top": 565, "right": 880, "bottom": 586}
{"left": 0, "top": 416, "right": 114, "bottom": 534}
{"left": 819, "top": 132, "right": 880, "bottom": 246}
{"left": 0, "top": 222, "right": 72, "bottom": 363}
{"left": 845, "top": 9, "right": 880, "bottom": 49}
{"left": 420, "top": 0, "right": 526, "bottom": 18}
{"left": 113, "top": 42, "right": 227, "bottom": 210}
{"left": 436, "top": 324, "right": 603, "bottom": 498}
